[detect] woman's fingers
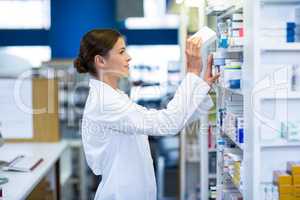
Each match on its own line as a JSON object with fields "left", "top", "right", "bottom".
{"left": 186, "top": 36, "right": 202, "bottom": 57}
{"left": 206, "top": 73, "right": 220, "bottom": 86}
{"left": 192, "top": 37, "right": 201, "bottom": 57}
{"left": 212, "top": 73, "right": 220, "bottom": 81}
{"left": 197, "top": 37, "right": 202, "bottom": 49}
{"left": 204, "top": 54, "right": 220, "bottom": 86}
{"left": 185, "top": 39, "right": 190, "bottom": 55}
{"left": 185, "top": 36, "right": 203, "bottom": 75}
{"left": 205, "top": 54, "right": 213, "bottom": 78}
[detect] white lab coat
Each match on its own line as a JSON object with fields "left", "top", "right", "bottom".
{"left": 81, "top": 73, "right": 213, "bottom": 200}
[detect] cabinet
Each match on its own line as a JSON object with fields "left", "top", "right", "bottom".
{"left": 207, "top": 0, "right": 300, "bottom": 199}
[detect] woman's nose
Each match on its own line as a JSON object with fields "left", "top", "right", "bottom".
{"left": 127, "top": 54, "right": 132, "bottom": 62}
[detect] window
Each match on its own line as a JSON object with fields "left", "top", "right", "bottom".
{"left": 0, "top": 0, "right": 51, "bottom": 29}
{"left": 124, "top": 0, "right": 179, "bottom": 29}
{"left": 0, "top": 46, "right": 51, "bottom": 68}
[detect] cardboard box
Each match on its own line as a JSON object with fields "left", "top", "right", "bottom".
{"left": 27, "top": 178, "right": 55, "bottom": 200}
{"left": 1, "top": 78, "right": 60, "bottom": 142}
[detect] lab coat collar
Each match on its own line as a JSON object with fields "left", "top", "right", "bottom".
{"left": 89, "top": 78, "right": 126, "bottom": 96}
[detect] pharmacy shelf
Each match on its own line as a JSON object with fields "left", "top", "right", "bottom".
{"left": 261, "top": 0, "right": 300, "bottom": 4}
{"left": 221, "top": 130, "right": 244, "bottom": 151}
{"left": 225, "top": 172, "right": 243, "bottom": 194}
{"left": 208, "top": 149, "right": 217, "bottom": 152}
{"left": 218, "top": 47, "right": 244, "bottom": 53}
{"left": 205, "top": 5, "right": 234, "bottom": 16}
{"left": 226, "top": 47, "right": 244, "bottom": 52}
{"left": 209, "top": 174, "right": 217, "bottom": 178}
{"left": 203, "top": 0, "right": 299, "bottom": 199}
{"left": 261, "top": 91, "right": 300, "bottom": 100}
{"left": 225, "top": 88, "right": 243, "bottom": 96}
{"left": 186, "top": 159, "right": 200, "bottom": 163}
{"left": 261, "top": 43, "right": 300, "bottom": 52}
{"left": 261, "top": 139, "right": 300, "bottom": 148}
{"left": 205, "top": 7, "right": 224, "bottom": 16}
{"left": 217, "top": 5, "right": 243, "bottom": 20}
{"left": 211, "top": 1, "right": 245, "bottom": 198}
{"left": 216, "top": 85, "right": 243, "bottom": 96}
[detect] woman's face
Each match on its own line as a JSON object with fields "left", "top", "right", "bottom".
{"left": 102, "top": 37, "right": 132, "bottom": 78}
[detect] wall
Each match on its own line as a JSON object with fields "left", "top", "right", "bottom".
{"left": 50, "top": 0, "right": 116, "bottom": 58}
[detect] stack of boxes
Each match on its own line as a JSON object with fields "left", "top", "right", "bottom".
{"left": 229, "top": 13, "right": 244, "bottom": 47}
{"left": 224, "top": 62, "right": 242, "bottom": 89}
{"left": 223, "top": 152, "right": 243, "bottom": 192}
{"left": 261, "top": 7, "right": 300, "bottom": 45}
{"left": 212, "top": 50, "right": 243, "bottom": 90}
{"left": 233, "top": 161, "right": 241, "bottom": 189}
{"left": 217, "top": 13, "right": 244, "bottom": 49}
{"left": 222, "top": 189, "right": 243, "bottom": 200}
{"left": 220, "top": 95, "right": 244, "bottom": 148}
{"left": 287, "top": 162, "right": 300, "bottom": 199}
{"left": 273, "top": 161, "right": 300, "bottom": 200}
{"left": 274, "top": 171, "right": 293, "bottom": 200}
{"left": 223, "top": 112, "right": 244, "bottom": 146}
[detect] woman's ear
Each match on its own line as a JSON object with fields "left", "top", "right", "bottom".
{"left": 94, "top": 55, "right": 106, "bottom": 69}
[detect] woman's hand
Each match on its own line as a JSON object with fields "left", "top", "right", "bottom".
{"left": 185, "top": 37, "right": 202, "bottom": 75}
{"left": 204, "top": 54, "right": 220, "bottom": 86}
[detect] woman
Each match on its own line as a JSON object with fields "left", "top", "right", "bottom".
{"left": 74, "top": 29, "right": 219, "bottom": 200}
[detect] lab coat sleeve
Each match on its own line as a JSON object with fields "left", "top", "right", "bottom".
{"left": 186, "top": 95, "right": 213, "bottom": 124}
{"left": 90, "top": 73, "right": 212, "bottom": 136}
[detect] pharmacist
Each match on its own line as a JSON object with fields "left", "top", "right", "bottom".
{"left": 74, "top": 29, "right": 219, "bottom": 200}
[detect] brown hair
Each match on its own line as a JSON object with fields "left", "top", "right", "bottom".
{"left": 74, "top": 29, "right": 122, "bottom": 76}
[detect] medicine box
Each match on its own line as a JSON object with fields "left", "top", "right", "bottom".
{"left": 190, "top": 26, "right": 217, "bottom": 78}
{"left": 287, "top": 161, "right": 300, "bottom": 176}
{"left": 273, "top": 170, "right": 292, "bottom": 185}
{"left": 232, "top": 22, "right": 243, "bottom": 29}
{"left": 229, "top": 37, "right": 244, "bottom": 46}
{"left": 232, "top": 13, "right": 243, "bottom": 21}
{"left": 232, "top": 30, "right": 240, "bottom": 37}
{"left": 279, "top": 185, "right": 294, "bottom": 194}
{"left": 232, "top": 29, "right": 243, "bottom": 37}
{"left": 190, "top": 26, "right": 217, "bottom": 48}
{"left": 230, "top": 94, "right": 243, "bottom": 101}
{"left": 294, "top": 185, "right": 300, "bottom": 191}
{"left": 294, "top": 175, "right": 300, "bottom": 185}
{"left": 279, "top": 194, "right": 295, "bottom": 200}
